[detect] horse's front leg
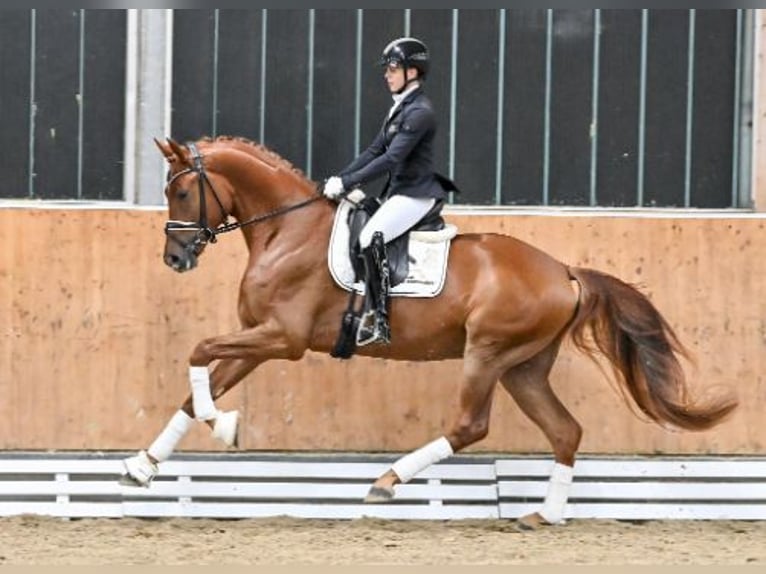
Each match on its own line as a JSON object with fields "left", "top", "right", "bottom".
{"left": 184, "top": 355, "right": 263, "bottom": 448}
{"left": 121, "top": 321, "right": 298, "bottom": 487}
{"left": 184, "top": 319, "right": 300, "bottom": 442}
{"left": 120, "top": 357, "right": 259, "bottom": 487}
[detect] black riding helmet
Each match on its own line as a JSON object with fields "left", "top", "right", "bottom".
{"left": 380, "top": 37, "right": 429, "bottom": 91}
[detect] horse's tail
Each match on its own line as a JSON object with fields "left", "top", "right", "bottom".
{"left": 566, "top": 266, "right": 738, "bottom": 431}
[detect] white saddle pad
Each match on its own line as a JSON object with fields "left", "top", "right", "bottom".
{"left": 327, "top": 196, "right": 457, "bottom": 298}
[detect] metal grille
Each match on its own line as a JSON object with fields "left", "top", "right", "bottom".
{"left": 0, "top": 9, "right": 126, "bottom": 201}
{"left": 0, "top": 9, "right": 754, "bottom": 208}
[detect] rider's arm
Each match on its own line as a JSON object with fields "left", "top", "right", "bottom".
{"left": 339, "top": 130, "right": 387, "bottom": 179}
{"left": 340, "top": 106, "right": 434, "bottom": 190}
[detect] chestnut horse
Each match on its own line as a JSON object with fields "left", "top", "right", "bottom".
{"left": 121, "top": 136, "right": 737, "bottom": 529}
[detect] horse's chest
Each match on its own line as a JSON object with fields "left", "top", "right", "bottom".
{"left": 237, "top": 275, "right": 275, "bottom": 325}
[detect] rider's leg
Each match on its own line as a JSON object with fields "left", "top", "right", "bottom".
{"left": 357, "top": 232, "right": 391, "bottom": 345}
{"left": 357, "top": 195, "right": 435, "bottom": 345}
{"left": 357, "top": 195, "right": 436, "bottom": 250}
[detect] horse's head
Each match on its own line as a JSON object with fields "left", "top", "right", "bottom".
{"left": 155, "top": 137, "right": 233, "bottom": 273}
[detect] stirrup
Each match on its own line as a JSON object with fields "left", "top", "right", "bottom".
{"left": 356, "top": 311, "right": 390, "bottom": 346}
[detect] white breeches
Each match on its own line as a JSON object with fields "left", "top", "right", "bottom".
{"left": 358, "top": 195, "right": 436, "bottom": 249}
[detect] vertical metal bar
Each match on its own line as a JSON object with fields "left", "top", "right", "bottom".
{"left": 212, "top": 9, "right": 220, "bottom": 137}
{"left": 731, "top": 9, "right": 743, "bottom": 207}
{"left": 684, "top": 9, "right": 696, "bottom": 207}
{"left": 123, "top": 9, "right": 138, "bottom": 203}
{"left": 28, "top": 9, "right": 37, "bottom": 198}
{"left": 637, "top": 9, "right": 649, "bottom": 206}
{"left": 127, "top": 10, "right": 172, "bottom": 205}
{"left": 77, "top": 10, "right": 85, "bottom": 199}
{"left": 259, "top": 9, "right": 267, "bottom": 143}
{"left": 404, "top": 9, "right": 410, "bottom": 36}
{"left": 589, "top": 9, "right": 601, "bottom": 206}
{"left": 306, "top": 9, "right": 315, "bottom": 179}
{"left": 543, "top": 9, "right": 553, "bottom": 205}
{"left": 164, "top": 9, "right": 173, "bottom": 141}
{"left": 495, "top": 9, "right": 506, "bottom": 205}
{"left": 354, "top": 10, "right": 362, "bottom": 156}
{"left": 743, "top": 9, "right": 757, "bottom": 209}
{"left": 448, "top": 9, "right": 458, "bottom": 201}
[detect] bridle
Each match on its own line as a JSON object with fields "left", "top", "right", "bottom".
{"left": 164, "top": 142, "right": 322, "bottom": 255}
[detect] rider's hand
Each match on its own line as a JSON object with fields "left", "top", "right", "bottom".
{"left": 323, "top": 176, "right": 345, "bottom": 200}
{"left": 346, "top": 188, "right": 366, "bottom": 203}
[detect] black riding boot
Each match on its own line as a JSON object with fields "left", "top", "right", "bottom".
{"left": 356, "top": 232, "right": 391, "bottom": 346}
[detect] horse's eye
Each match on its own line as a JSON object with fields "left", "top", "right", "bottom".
{"left": 177, "top": 189, "right": 190, "bottom": 200}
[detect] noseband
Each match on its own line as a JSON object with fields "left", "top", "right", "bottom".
{"left": 164, "top": 142, "right": 322, "bottom": 254}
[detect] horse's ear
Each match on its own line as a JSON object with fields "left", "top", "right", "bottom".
{"left": 165, "top": 137, "right": 191, "bottom": 166}
{"left": 154, "top": 137, "right": 175, "bottom": 162}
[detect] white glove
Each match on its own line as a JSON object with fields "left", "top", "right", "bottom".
{"left": 323, "top": 176, "right": 346, "bottom": 200}
{"left": 345, "top": 188, "right": 366, "bottom": 203}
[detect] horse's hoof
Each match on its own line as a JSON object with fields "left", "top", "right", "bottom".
{"left": 516, "top": 513, "right": 548, "bottom": 531}
{"left": 119, "top": 473, "right": 148, "bottom": 488}
{"left": 211, "top": 410, "right": 240, "bottom": 447}
{"left": 515, "top": 512, "right": 564, "bottom": 531}
{"left": 364, "top": 485, "right": 395, "bottom": 503}
{"left": 120, "top": 450, "right": 157, "bottom": 488}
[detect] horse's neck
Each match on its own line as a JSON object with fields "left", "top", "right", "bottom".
{"left": 232, "top": 167, "right": 328, "bottom": 252}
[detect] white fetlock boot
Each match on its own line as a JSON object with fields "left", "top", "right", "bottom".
{"left": 211, "top": 410, "right": 240, "bottom": 447}
{"left": 120, "top": 450, "right": 159, "bottom": 487}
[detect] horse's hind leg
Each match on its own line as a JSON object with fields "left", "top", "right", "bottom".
{"left": 365, "top": 351, "right": 500, "bottom": 502}
{"left": 498, "top": 340, "right": 582, "bottom": 530}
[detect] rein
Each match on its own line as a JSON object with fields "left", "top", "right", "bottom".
{"left": 164, "top": 143, "right": 322, "bottom": 251}
{"left": 214, "top": 195, "right": 322, "bottom": 235}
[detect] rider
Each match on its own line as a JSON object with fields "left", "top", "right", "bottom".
{"left": 323, "top": 36, "right": 457, "bottom": 346}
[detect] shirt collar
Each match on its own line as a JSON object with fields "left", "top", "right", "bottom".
{"left": 391, "top": 82, "right": 420, "bottom": 106}
{"left": 388, "top": 82, "right": 420, "bottom": 119}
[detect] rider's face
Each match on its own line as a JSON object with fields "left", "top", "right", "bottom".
{"left": 384, "top": 63, "right": 408, "bottom": 93}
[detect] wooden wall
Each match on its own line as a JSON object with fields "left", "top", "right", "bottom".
{"left": 0, "top": 207, "right": 762, "bottom": 455}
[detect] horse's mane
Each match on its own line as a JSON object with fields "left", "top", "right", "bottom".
{"left": 200, "top": 135, "right": 308, "bottom": 180}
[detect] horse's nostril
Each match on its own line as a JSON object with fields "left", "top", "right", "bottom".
{"left": 164, "top": 250, "right": 196, "bottom": 272}
{"left": 165, "top": 253, "right": 181, "bottom": 268}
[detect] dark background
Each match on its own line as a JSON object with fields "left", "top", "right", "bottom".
{"left": 0, "top": 9, "right": 742, "bottom": 207}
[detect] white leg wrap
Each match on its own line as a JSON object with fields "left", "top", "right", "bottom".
{"left": 391, "top": 436, "right": 454, "bottom": 483}
{"left": 211, "top": 410, "right": 240, "bottom": 447}
{"left": 539, "top": 462, "right": 574, "bottom": 524}
{"left": 122, "top": 450, "right": 159, "bottom": 487}
{"left": 189, "top": 365, "right": 218, "bottom": 421}
{"left": 147, "top": 410, "right": 194, "bottom": 462}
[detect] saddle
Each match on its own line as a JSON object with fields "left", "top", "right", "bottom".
{"left": 346, "top": 196, "right": 446, "bottom": 288}
{"left": 331, "top": 195, "right": 448, "bottom": 360}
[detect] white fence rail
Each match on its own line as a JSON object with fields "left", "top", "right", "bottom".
{"left": 0, "top": 453, "right": 763, "bottom": 521}
{"left": 497, "top": 458, "right": 766, "bottom": 521}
